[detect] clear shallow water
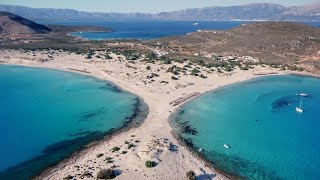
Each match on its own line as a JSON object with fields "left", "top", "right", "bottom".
{"left": 0, "top": 65, "right": 139, "bottom": 179}
{"left": 173, "top": 75, "right": 320, "bottom": 180}
{"left": 38, "top": 20, "right": 320, "bottom": 40}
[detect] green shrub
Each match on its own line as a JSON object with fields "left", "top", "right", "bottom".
{"left": 240, "top": 66, "right": 249, "bottom": 70}
{"left": 105, "top": 54, "right": 112, "bottom": 59}
{"left": 105, "top": 157, "right": 114, "bottom": 164}
{"left": 147, "top": 73, "right": 160, "bottom": 79}
{"left": 97, "top": 169, "right": 116, "bottom": 179}
{"left": 80, "top": 171, "right": 93, "bottom": 178}
{"left": 146, "top": 66, "right": 151, "bottom": 70}
{"left": 111, "top": 147, "right": 120, "bottom": 152}
{"left": 145, "top": 53, "right": 157, "bottom": 60}
{"left": 163, "top": 59, "right": 172, "bottom": 64}
{"left": 105, "top": 157, "right": 113, "bottom": 161}
{"left": 191, "top": 68, "right": 200, "bottom": 76}
{"left": 96, "top": 153, "right": 104, "bottom": 158}
{"left": 121, "top": 150, "right": 127, "bottom": 154}
{"left": 145, "top": 160, "right": 155, "bottom": 168}
{"left": 171, "top": 76, "right": 179, "bottom": 80}
{"left": 63, "top": 175, "right": 73, "bottom": 180}
{"left": 186, "top": 171, "right": 196, "bottom": 180}
{"left": 200, "top": 74, "right": 207, "bottom": 78}
{"left": 287, "top": 65, "right": 304, "bottom": 71}
{"left": 128, "top": 144, "right": 135, "bottom": 149}
{"left": 224, "top": 66, "right": 234, "bottom": 72}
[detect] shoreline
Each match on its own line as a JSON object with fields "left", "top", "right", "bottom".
{"left": 36, "top": 95, "right": 149, "bottom": 180}
{"left": 168, "top": 73, "right": 320, "bottom": 180}
{"left": 1, "top": 49, "right": 314, "bottom": 180}
{"left": 167, "top": 75, "right": 284, "bottom": 180}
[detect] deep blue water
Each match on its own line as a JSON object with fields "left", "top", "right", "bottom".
{"left": 173, "top": 75, "right": 320, "bottom": 180}
{"left": 0, "top": 65, "right": 140, "bottom": 179}
{"left": 37, "top": 20, "right": 320, "bottom": 40}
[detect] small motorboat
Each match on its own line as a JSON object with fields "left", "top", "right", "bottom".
{"left": 224, "top": 144, "right": 230, "bottom": 149}
{"left": 192, "top": 22, "right": 198, "bottom": 26}
{"left": 299, "top": 93, "right": 308, "bottom": 97}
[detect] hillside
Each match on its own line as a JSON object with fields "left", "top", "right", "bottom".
{"left": 0, "top": 3, "right": 319, "bottom": 21}
{"left": 0, "top": 5, "right": 152, "bottom": 21}
{"left": 0, "top": 11, "right": 51, "bottom": 34}
{"left": 156, "top": 3, "right": 287, "bottom": 20}
{"left": 277, "top": 2, "right": 320, "bottom": 21}
{"left": 159, "top": 22, "right": 320, "bottom": 72}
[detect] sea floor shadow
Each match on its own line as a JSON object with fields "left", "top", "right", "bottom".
{"left": 197, "top": 173, "right": 216, "bottom": 180}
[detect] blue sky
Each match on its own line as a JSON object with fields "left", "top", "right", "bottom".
{"left": 0, "top": 0, "right": 318, "bottom": 13}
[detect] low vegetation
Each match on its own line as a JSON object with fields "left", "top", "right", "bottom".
{"left": 145, "top": 160, "right": 156, "bottom": 168}
{"left": 96, "top": 153, "right": 104, "bottom": 158}
{"left": 147, "top": 73, "right": 159, "bottom": 79}
{"left": 97, "top": 168, "right": 116, "bottom": 179}
{"left": 111, "top": 147, "right": 120, "bottom": 152}
{"left": 128, "top": 144, "right": 135, "bottom": 149}
{"left": 63, "top": 175, "right": 73, "bottom": 180}
{"left": 111, "top": 49, "right": 142, "bottom": 60}
{"left": 186, "top": 170, "right": 196, "bottom": 180}
{"left": 105, "top": 157, "right": 114, "bottom": 164}
{"left": 80, "top": 171, "right": 93, "bottom": 178}
{"left": 171, "top": 76, "right": 179, "bottom": 80}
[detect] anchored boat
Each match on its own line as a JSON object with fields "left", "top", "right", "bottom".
{"left": 296, "top": 96, "right": 304, "bottom": 113}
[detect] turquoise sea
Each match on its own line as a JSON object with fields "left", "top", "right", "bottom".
{"left": 37, "top": 20, "right": 320, "bottom": 40}
{"left": 172, "top": 75, "right": 320, "bottom": 180}
{"left": 0, "top": 65, "right": 144, "bottom": 179}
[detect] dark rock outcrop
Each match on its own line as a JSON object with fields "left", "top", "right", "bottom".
{"left": 0, "top": 11, "right": 51, "bottom": 34}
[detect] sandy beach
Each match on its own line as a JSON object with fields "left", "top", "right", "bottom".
{"left": 0, "top": 49, "right": 286, "bottom": 180}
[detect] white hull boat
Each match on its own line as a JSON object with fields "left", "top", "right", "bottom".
{"left": 296, "top": 96, "right": 304, "bottom": 113}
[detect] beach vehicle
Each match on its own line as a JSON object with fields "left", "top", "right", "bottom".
{"left": 224, "top": 144, "right": 230, "bottom": 149}
{"left": 296, "top": 97, "right": 304, "bottom": 113}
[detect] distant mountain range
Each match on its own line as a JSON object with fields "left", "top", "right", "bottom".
{"left": 0, "top": 3, "right": 319, "bottom": 21}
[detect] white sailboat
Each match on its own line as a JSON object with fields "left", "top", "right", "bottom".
{"left": 299, "top": 93, "right": 308, "bottom": 97}
{"left": 296, "top": 93, "right": 308, "bottom": 97}
{"left": 296, "top": 97, "right": 304, "bottom": 113}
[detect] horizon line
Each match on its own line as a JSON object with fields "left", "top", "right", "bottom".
{"left": 0, "top": 2, "right": 317, "bottom": 14}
